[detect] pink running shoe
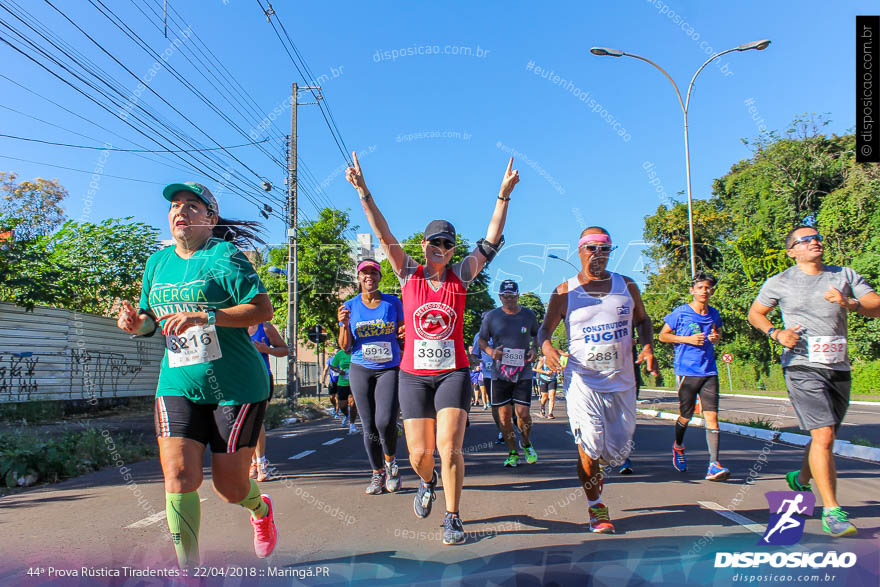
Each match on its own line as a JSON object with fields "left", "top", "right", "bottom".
{"left": 250, "top": 494, "right": 278, "bottom": 558}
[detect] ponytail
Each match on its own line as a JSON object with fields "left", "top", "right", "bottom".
{"left": 211, "top": 215, "right": 265, "bottom": 249}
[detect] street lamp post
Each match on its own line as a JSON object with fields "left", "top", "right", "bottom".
{"left": 590, "top": 40, "right": 771, "bottom": 279}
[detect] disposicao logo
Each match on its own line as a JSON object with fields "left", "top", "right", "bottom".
{"left": 761, "top": 491, "right": 814, "bottom": 546}
{"left": 714, "top": 492, "right": 857, "bottom": 570}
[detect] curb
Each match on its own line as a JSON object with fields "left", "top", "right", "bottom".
{"left": 636, "top": 408, "right": 880, "bottom": 464}
{"left": 639, "top": 387, "right": 879, "bottom": 406}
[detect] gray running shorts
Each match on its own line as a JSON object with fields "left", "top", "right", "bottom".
{"left": 783, "top": 366, "right": 850, "bottom": 432}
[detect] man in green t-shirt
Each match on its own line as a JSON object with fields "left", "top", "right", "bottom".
{"left": 330, "top": 348, "right": 358, "bottom": 433}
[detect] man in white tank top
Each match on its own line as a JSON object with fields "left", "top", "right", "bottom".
{"left": 538, "top": 227, "right": 657, "bottom": 534}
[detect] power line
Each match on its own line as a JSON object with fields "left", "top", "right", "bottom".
{"left": 0, "top": 133, "right": 271, "bottom": 152}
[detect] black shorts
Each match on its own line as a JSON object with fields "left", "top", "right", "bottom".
{"left": 677, "top": 375, "right": 719, "bottom": 419}
{"left": 328, "top": 380, "right": 339, "bottom": 395}
{"left": 784, "top": 366, "right": 850, "bottom": 431}
{"left": 491, "top": 378, "right": 533, "bottom": 406}
{"left": 155, "top": 396, "right": 267, "bottom": 453}
{"left": 336, "top": 384, "right": 352, "bottom": 402}
{"left": 399, "top": 367, "right": 471, "bottom": 419}
{"left": 539, "top": 378, "right": 557, "bottom": 394}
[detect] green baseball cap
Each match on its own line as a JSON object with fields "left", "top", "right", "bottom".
{"left": 162, "top": 181, "right": 218, "bottom": 215}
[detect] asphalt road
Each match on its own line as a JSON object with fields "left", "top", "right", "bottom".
{"left": 1, "top": 395, "right": 877, "bottom": 586}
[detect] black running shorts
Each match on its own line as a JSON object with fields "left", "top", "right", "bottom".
{"left": 336, "top": 384, "right": 352, "bottom": 402}
{"left": 539, "top": 378, "right": 557, "bottom": 394}
{"left": 677, "top": 375, "right": 719, "bottom": 419}
{"left": 398, "top": 367, "right": 471, "bottom": 419}
{"left": 154, "top": 396, "right": 266, "bottom": 453}
{"left": 491, "top": 378, "right": 533, "bottom": 406}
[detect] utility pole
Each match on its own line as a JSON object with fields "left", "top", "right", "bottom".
{"left": 286, "top": 83, "right": 322, "bottom": 403}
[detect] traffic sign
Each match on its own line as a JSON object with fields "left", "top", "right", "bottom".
{"left": 307, "top": 325, "right": 328, "bottom": 344}
{"left": 722, "top": 353, "right": 733, "bottom": 364}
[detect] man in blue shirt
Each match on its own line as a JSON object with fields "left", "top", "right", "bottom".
{"left": 659, "top": 271, "right": 729, "bottom": 481}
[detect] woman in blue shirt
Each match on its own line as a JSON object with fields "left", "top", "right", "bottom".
{"left": 338, "top": 259, "right": 405, "bottom": 495}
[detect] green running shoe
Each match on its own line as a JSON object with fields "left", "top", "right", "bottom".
{"left": 785, "top": 470, "right": 811, "bottom": 492}
{"left": 504, "top": 451, "right": 519, "bottom": 468}
{"left": 822, "top": 507, "right": 857, "bottom": 537}
{"left": 523, "top": 444, "right": 538, "bottom": 464}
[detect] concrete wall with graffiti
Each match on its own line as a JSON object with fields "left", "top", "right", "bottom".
{"left": 0, "top": 303, "right": 164, "bottom": 403}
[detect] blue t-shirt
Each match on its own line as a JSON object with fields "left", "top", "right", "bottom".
{"left": 664, "top": 304, "right": 723, "bottom": 376}
{"left": 472, "top": 332, "right": 495, "bottom": 379}
{"left": 344, "top": 293, "right": 404, "bottom": 369}
{"left": 326, "top": 357, "right": 338, "bottom": 383}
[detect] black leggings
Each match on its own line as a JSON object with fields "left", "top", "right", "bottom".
{"left": 349, "top": 363, "right": 400, "bottom": 471}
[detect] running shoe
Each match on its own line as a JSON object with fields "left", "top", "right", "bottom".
{"left": 256, "top": 461, "right": 272, "bottom": 482}
{"left": 548, "top": 413, "right": 555, "bottom": 419}
{"left": 504, "top": 451, "right": 519, "bottom": 468}
{"left": 385, "top": 459, "right": 401, "bottom": 493}
{"left": 482, "top": 403, "right": 488, "bottom": 411}
{"left": 348, "top": 423, "right": 358, "bottom": 435}
{"left": 540, "top": 407, "right": 546, "bottom": 418}
{"left": 785, "top": 470, "right": 812, "bottom": 492}
{"left": 822, "top": 507, "right": 857, "bottom": 537}
{"left": 672, "top": 443, "right": 687, "bottom": 472}
{"left": 705, "top": 461, "right": 730, "bottom": 482}
{"left": 496, "top": 432, "right": 504, "bottom": 445}
{"left": 442, "top": 512, "right": 466, "bottom": 545}
{"left": 413, "top": 470, "right": 437, "bottom": 519}
{"left": 588, "top": 503, "right": 615, "bottom": 534}
{"left": 333, "top": 410, "right": 340, "bottom": 419}
{"left": 250, "top": 494, "right": 278, "bottom": 558}
{"left": 365, "top": 470, "right": 386, "bottom": 495}
{"left": 523, "top": 444, "right": 538, "bottom": 464}
{"left": 341, "top": 416, "right": 349, "bottom": 426}
{"left": 618, "top": 458, "right": 633, "bottom": 475}
{"left": 249, "top": 460, "right": 258, "bottom": 479}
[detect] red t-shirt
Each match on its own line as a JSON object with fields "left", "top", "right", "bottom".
{"left": 400, "top": 261, "right": 472, "bottom": 375}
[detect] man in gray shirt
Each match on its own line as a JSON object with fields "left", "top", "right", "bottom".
{"left": 749, "top": 225, "right": 880, "bottom": 539}
{"left": 478, "top": 280, "right": 539, "bottom": 467}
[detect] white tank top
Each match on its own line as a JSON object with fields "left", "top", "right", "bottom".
{"left": 565, "top": 272, "right": 635, "bottom": 393}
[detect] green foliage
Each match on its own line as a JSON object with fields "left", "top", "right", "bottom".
{"left": 0, "top": 428, "right": 156, "bottom": 489}
{"left": 375, "top": 232, "right": 495, "bottom": 345}
{"left": 642, "top": 116, "right": 880, "bottom": 392}
{"left": 258, "top": 208, "right": 356, "bottom": 349}
{"left": 519, "top": 292, "right": 545, "bottom": 324}
{"left": 0, "top": 216, "right": 160, "bottom": 314}
{"left": 0, "top": 172, "right": 67, "bottom": 240}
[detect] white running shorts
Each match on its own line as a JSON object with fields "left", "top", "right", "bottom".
{"left": 566, "top": 371, "right": 636, "bottom": 464}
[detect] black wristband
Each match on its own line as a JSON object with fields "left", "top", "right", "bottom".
{"left": 134, "top": 308, "right": 158, "bottom": 338}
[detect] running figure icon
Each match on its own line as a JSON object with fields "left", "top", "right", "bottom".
{"left": 763, "top": 494, "right": 807, "bottom": 543}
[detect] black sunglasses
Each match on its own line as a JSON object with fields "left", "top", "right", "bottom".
{"left": 582, "top": 244, "right": 616, "bottom": 253}
{"left": 429, "top": 239, "right": 455, "bottom": 250}
{"left": 789, "top": 234, "right": 823, "bottom": 249}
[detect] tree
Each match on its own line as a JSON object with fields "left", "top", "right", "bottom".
{"left": 0, "top": 217, "right": 160, "bottom": 314}
{"left": 375, "top": 232, "right": 495, "bottom": 345}
{"left": 519, "top": 292, "right": 545, "bottom": 324}
{"left": 257, "top": 208, "right": 356, "bottom": 347}
{"left": 0, "top": 172, "right": 67, "bottom": 240}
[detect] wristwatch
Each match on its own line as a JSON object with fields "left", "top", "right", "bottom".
{"left": 766, "top": 327, "right": 777, "bottom": 340}
{"left": 206, "top": 309, "right": 216, "bottom": 326}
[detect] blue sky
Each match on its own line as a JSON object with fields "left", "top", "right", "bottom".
{"left": 0, "top": 0, "right": 870, "bottom": 302}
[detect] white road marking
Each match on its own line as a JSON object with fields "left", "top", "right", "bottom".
{"left": 289, "top": 450, "right": 316, "bottom": 460}
{"left": 322, "top": 437, "right": 344, "bottom": 445}
{"left": 126, "top": 498, "right": 208, "bottom": 528}
{"left": 281, "top": 433, "right": 297, "bottom": 438}
{"left": 698, "top": 500, "right": 765, "bottom": 535}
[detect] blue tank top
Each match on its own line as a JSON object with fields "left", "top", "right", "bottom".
{"left": 249, "top": 322, "right": 272, "bottom": 374}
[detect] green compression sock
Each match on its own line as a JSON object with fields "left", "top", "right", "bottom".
{"left": 237, "top": 479, "right": 268, "bottom": 519}
{"left": 166, "top": 491, "right": 200, "bottom": 569}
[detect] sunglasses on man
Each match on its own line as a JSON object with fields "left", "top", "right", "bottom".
{"left": 789, "top": 233, "right": 823, "bottom": 249}
{"left": 581, "top": 244, "right": 616, "bottom": 253}
{"left": 429, "top": 238, "right": 455, "bottom": 250}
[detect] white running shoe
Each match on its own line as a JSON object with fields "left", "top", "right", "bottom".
{"left": 348, "top": 423, "right": 358, "bottom": 435}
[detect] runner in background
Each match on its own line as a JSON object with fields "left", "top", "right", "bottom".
{"left": 329, "top": 347, "right": 357, "bottom": 433}
{"left": 248, "top": 321, "right": 288, "bottom": 482}
{"left": 748, "top": 226, "right": 880, "bottom": 538}
{"left": 346, "top": 151, "right": 518, "bottom": 545}
{"left": 338, "top": 259, "right": 405, "bottom": 494}
{"left": 659, "top": 271, "right": 729, "bottom": 481}
{"left": 322, "top": 344, "right": 341, "bottom": 418}
{"left": 468, "top": 346, "right": 484, "bottom": 407}
{"left": 534, "top": 355, "right": 557, "bottom": 419}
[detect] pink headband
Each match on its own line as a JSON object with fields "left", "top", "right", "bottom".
{"left": 578, "top": 233, "right": 611, "bottom": 246}
{"left": 357, "top": 260, "right": 382, "bottom": 274}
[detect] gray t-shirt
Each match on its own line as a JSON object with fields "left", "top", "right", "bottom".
{"left": 756, "top": 265, "right": 874, "bottom": 371}
{"left": 478, "top": 306, "right": 539, "bottom": 381}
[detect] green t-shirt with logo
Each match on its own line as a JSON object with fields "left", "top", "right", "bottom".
{"left": 138, "top": 238, "right": 270, "bottom": 405}
{"left": 330, "top": 350, "right": 352, "bottom": 386}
